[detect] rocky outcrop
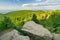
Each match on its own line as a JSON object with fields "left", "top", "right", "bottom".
{"left": 0, "top": 29, "right": 30, "bottom": 40}
{"left": 21, "top": 21, "right": 52, "bottom": 40}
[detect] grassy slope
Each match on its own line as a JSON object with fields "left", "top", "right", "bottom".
{"left": 4, "top": 10, "right": 51, "bottom": 23}
{"left": 0, "top": 10, "right": 60, "bottom": 25}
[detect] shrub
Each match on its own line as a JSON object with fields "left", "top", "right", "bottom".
{"left": 46, "top": 13, "right": 60, "bottom": 33}
{"left": 31, "top": 14, "right": 39, "bottom": 24}
{"left": 0, "top": 16, "right": 15, "bottom": 32}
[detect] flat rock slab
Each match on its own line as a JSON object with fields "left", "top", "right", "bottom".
{"left": 22, "top": 21, "right": 52, "bottom": 40}
{"left": 0, "top": 29, "right": 30, "bottom": 40}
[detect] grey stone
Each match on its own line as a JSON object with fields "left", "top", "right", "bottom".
{"left": 0, "top": 29, "right": 30, "bottom": 40}
{"left": 52, "top": 33, "right": 60, "bottom": 40}
{"left": 22, "top": 21, "right": 52, "bottom": 40}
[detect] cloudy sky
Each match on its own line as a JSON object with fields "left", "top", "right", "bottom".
{"left": 0, "top": 0, "right": 60, "bottom": 11}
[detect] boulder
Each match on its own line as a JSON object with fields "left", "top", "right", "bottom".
{"left": 0, "top": 29, "right": 30, "bottom": 40}
{"left": 52, "top": 33, "right": 60, "bottom": 40}
{"left": 21, "top": 21, "right": 52, "bottom": 40}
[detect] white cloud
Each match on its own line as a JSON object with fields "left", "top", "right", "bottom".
{"left": 21, "top": 3, "right": 60, "bottom": 7}
{"left": 22, "top": 4, "right": 32, "bottom": 7}
{"left": 21, "top": 3, "right": 60, "bottom": 10}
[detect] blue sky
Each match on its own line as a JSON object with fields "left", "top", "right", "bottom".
{"left": 0, "top": 0, "right": 60, "bottom": 12}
